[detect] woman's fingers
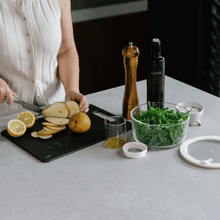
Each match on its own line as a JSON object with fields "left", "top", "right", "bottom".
{"left": 6, "top": 91, "right": 16, "bottom": 104}
{"left": 0, "top": 79, "right": 16, "bottom": 104}
{"left": 79, "top": 97, "right": 89, "bottom": 113}
{"left": 65, "top": 91, "right": 89, "bottom": 112}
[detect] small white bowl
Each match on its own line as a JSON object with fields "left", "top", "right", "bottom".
{"left": 176, "top": 102, "right": 204, "bottom": 126}
{"left": 123, "top": 142, "right": 147, "bottom": 159}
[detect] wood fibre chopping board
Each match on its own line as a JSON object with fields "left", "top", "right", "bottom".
{"left": 1, "top": 104, "right": 132, "bottom": 162}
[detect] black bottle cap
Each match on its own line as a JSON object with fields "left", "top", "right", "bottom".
{"left": 151, "top": 38, "right": 161, "bottom": 58}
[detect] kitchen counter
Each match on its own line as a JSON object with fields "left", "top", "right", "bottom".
{"left": 71, "top": 0, "right": 148, "bottom": 23}
{"left": 1, "top": 76, "right": 220, "bottom": 220}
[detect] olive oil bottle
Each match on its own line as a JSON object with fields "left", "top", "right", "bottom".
{"left": 147, "top": 38, "right": 165, "bottom": 104}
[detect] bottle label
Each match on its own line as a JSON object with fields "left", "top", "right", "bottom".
{"left": 151, "top": 71, "right": 162, "bottom": 75}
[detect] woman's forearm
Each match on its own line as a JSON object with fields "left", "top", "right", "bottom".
{"left": 57, "top": 46, "right": 80, "bottom": 94}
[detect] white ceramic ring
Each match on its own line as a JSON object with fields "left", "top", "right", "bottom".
{"left": 123, "top": 142, "right": 148, "bottom": 159}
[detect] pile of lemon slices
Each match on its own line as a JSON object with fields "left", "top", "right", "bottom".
{"left": 31, "top": 118, "right": 69, "bottom": 139}
{"left": 7, "top": 111, "right": 35, "bottom": 137}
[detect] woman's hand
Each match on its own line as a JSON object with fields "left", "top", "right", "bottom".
{"left": 0, "top": 78, "right": 16, "bottom": 104}
{"left": 65, "top": 90, "right": 89, "bottom": 113}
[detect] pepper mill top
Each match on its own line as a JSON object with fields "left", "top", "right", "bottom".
{"left": 122, "top": 42, "right": 140, "bottom": 59}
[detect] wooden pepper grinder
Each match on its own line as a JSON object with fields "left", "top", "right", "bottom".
{"left": 122, "top": 42, "right": 140, "bottom": 120}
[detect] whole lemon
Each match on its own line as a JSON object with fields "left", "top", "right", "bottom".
{"left": 68, "top": 112, "right": 91, "bottom": 133}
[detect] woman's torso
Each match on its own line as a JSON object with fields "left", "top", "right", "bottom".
{"left": 0, "top": 0, "right": 65, "bottom": 116}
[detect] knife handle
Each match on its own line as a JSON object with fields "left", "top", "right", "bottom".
{"left": 5, "top": 97, "right": 14, "bottom": 103}
{"left": 13, "top": 97, "right": 20, "bottom": 103}
{"left": 5, "top": 96, "right": 19, "bottom": 103}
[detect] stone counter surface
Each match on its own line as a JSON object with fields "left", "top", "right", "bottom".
{"left": 0, "top": 76, "right": 220, "bottom": 220}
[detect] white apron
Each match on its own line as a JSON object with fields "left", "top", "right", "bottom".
{"left": 0, "top": 0, "right": 65, "bottom": 116}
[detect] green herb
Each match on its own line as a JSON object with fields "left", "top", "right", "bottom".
{"left": 132, "top": 102, "right": 190, "bottom": 147}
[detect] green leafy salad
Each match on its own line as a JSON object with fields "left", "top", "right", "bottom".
{"left": 132, "top": 102, "right": 190, "bottom": 147}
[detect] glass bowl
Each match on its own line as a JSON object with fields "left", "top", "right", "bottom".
{"left": 130, "top": 102, "right": 190, "bottom": 150}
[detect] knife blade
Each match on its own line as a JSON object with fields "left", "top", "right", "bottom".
{"left": 93, "top": 111, "right": 115, "bottom": 122}
{"left": 13, "top": 97, "right": 42, "bottom": 113}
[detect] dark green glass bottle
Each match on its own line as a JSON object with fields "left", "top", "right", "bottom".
{"left": 147, "top": 38, "right": 165, "bottom": 105}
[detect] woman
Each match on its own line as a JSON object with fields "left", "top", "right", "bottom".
{"left": 0, "top": 0, "right": 88, "bottom": 117}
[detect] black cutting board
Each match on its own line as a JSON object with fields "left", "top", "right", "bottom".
{"left": 1, "top": 104, "right": 131, "bottom": 163}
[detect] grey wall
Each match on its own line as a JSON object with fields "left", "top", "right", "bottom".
{"left": 71, "top": 0, "right": 146, "bottom": 10}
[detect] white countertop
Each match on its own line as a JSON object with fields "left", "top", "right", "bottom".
{"left": 71, "top": 0, "right": 148, "bottom": 23}
{"left": 1, "top": 76, "right": 220, "bottom": 220}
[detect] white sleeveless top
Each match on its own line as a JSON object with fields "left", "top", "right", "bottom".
{"left": 0, "top": 0, "right": 65, "bottom": 116}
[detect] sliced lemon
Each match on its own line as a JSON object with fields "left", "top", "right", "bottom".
{"left": 42, "top": 128, "right": 58, "bottom": 135}
{"left": 45, "top": 125, "right": 66, "bottom": 131}
{"left": 7, "top": 119, "right": 27, "bottom": 137}
{"left": 39, "top": 134, "right": 53, "bottom": 139}
{"left": 16, "top": 111, "right": 35, "bottom": 128}
{"left": 42, "top": 122, "right": 59, "bottom": 127}
{"left": 44, "top": 117, "right": 69, "bottom": 125}
{"left": 31, "top": 131, "right": 39, "bottom": 138}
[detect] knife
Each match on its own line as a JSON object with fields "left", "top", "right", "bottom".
{"left": 11, "top": 97, "right": 42, "bottom": 113}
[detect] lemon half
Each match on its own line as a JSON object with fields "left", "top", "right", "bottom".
{"left": 7, "top": 119, "right": 27, "bottom": 137}
{"left": 16, "top": 111, "right": 35, "bottom": 128}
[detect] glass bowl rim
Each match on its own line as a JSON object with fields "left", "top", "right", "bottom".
{"left": 130, "top": 102, "right": 190, "bottom": 127}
